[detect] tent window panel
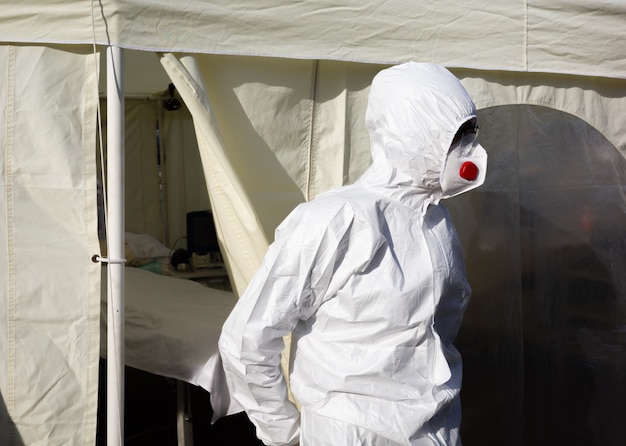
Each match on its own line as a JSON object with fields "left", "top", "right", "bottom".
{"left": 448, "top": 104, "right": 626, "bottom": 445}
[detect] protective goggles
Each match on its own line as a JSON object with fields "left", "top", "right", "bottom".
{"left": 450, "top": 120, "right": 480, "bottom": 150}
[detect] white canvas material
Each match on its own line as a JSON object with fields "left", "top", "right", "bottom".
{"left": 0, "top": 45, "right": 100, "bottom": 445}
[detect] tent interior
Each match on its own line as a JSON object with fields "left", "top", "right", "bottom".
{"left": 2, "top": 3, "right": 626, "bottom": 445}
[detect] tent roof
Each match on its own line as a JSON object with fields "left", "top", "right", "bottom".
{"left": 1, "top": 0, "right": 625, "bottom": 80}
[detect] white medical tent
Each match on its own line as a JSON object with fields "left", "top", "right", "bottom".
{"left": 1, "top": 1, "right": 626, "bottom": 445}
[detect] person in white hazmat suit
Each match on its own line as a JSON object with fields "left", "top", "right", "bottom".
{"left": 218, "top": 62, "right": 488, "bottom": 446}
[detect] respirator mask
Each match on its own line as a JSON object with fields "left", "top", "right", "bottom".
{"left": 440, "top": 123, "right": 488, "bottom": 199}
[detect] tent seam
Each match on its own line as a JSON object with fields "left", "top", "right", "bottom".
{"left": 523, "top": 0, "right": 528, "bottom": 71}
{"left": 305, "top": 60, "right": 319, "bottom": 201}
{"left": 5, "top": 45, "right": 16, "bottom": 443}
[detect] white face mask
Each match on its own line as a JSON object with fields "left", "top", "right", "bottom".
{"left": 440, "top": 139, "right": 488, "bottom": 199}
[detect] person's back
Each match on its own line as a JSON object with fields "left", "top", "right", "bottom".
{"left": 219, "top": 62, "right": 488, "bottom": 446}
{"left": 286, "top": 185, "right": 470, "bottom": 444}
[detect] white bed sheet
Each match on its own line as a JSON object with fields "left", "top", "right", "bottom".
{"left": 100, "top": 266, "right": 241, "bottom": 420}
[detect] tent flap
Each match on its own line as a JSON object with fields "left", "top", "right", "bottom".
{"left": 0, "top": 45, "right": 100, "bottom": 445}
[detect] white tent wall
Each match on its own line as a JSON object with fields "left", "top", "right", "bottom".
{"left": 0, "top": 45, "right": 100, "bottom": 445}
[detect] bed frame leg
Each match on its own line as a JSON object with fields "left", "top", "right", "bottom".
{"left": 176, "top": 380, "right": 194, "bottom": 446}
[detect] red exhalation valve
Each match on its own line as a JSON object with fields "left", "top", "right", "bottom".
{"left": 459, "top": 161, "right": 479, "bottom": 181}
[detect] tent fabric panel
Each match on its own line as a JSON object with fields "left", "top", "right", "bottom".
{"left": 0, "top": 1, "right": 95, "bottom": 46}
{"left": 526, "top": 0, "right": 626, "bottom": 76}
{"left": 0, "top": 1, "right": 527, "bottom": 70}
{"left": 309, "top": 60, "right": 381, "bottom": 198}
{"left": 196, "top": 54, "right": 314, "bottom": 236}
{"left": 0, "top": 46, "right": 100, "bottom": 445}
{"left": 454, "top": 69, "right": 626, "bottom": 156}
{"left": 117, "top": 1, "right": 525, "bottom": 68}
{"left": 0, "top": 1, "right": 625, "bottom": 79}
{"left": 193, "top": 55, "right": 378, "bottom": 231}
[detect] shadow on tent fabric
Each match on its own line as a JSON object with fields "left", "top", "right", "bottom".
{"left": 0, "top": 392, "right": 25, "bottom": 446}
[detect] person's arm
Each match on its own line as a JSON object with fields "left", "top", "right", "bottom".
{"left": 218, "top": 258, "right": 302, "bottom": 446}
{"left": 218, "top": 202, "right": 358, "bottom": 446}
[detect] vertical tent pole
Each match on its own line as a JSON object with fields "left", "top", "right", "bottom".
{"left": 106, "top": 45, "right": 125, "bottom": 446}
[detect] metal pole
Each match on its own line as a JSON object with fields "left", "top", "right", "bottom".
{"left": 106, "top": 45, "right": 125, "bottom": 446}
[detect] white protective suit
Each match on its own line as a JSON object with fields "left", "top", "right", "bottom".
{"left": 218, "top": 62, "right": 487, "bottom": 446}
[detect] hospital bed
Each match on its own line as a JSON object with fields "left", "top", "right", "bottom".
{"left": 100, "top": 265, "right": 239, "bottom": 415}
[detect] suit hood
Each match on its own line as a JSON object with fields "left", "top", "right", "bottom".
{"left": 357, "top": 63, "right": 478, "bottom": 207}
